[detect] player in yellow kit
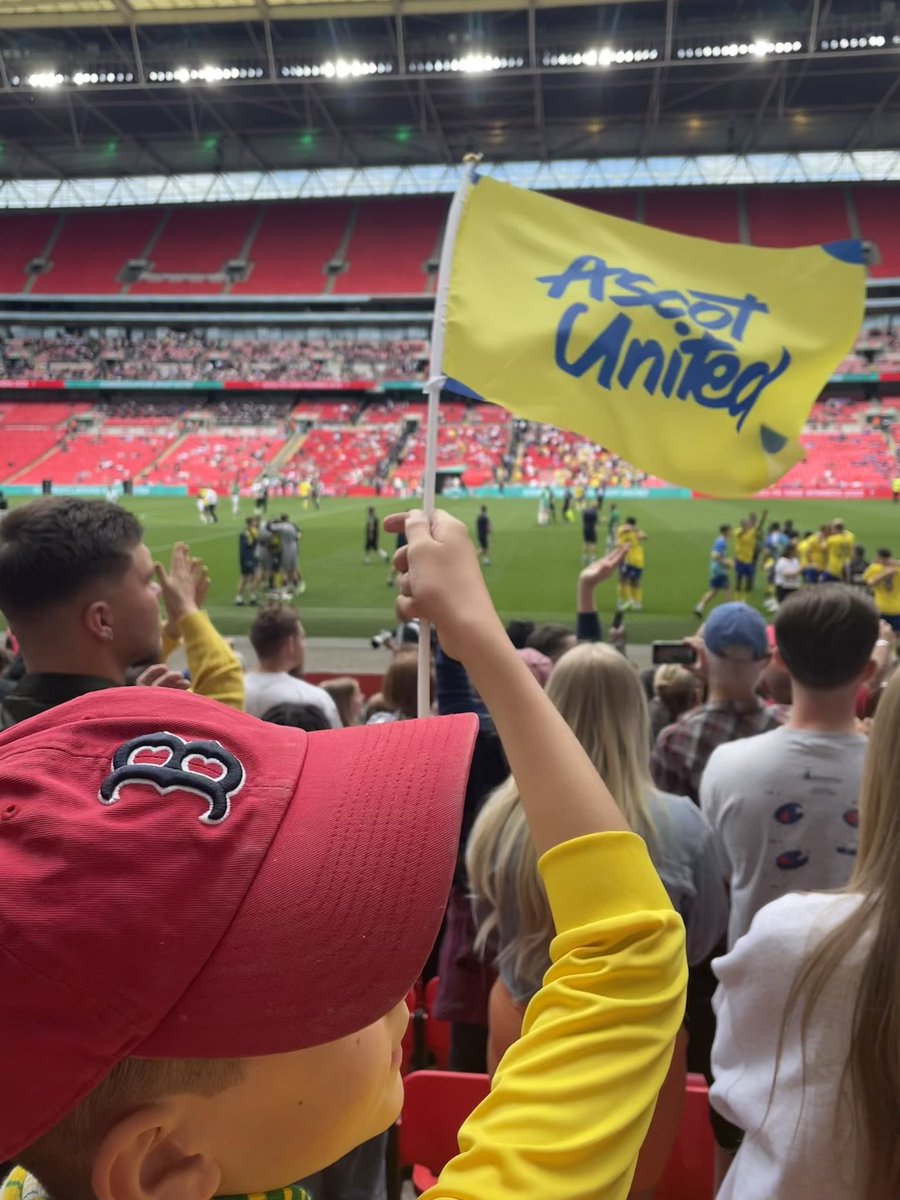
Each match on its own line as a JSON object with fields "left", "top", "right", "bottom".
{"left": 822, "top": 518, "right": 855, "bottom": 582}
{"left": 864, "top": 548, "right": 900, "bottom": 633}
{"left": 796, "top": 530, "right": 816, "bottom": 585}
{"left": 616, "top": 517, "right": 648, "bottom": 612}
{"left": 733, "top": 511, "right": 762, "bottom": 594}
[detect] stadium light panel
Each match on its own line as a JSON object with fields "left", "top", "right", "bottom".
{"left": 27, "top": 72, "right": 63, "bottom": 88}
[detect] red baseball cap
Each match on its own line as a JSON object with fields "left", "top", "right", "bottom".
{"left": 0, "top": 688, "right": 477, "bottom": 1161}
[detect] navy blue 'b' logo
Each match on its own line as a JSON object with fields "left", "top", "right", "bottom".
{"left": 99, "top": 732, "right": 245, "bottom": 824}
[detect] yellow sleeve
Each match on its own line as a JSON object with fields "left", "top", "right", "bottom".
{"left": 180, "top": 610, "right": 245, "bottom": 711}
{"left": 426, "top": 833, "right": 687, "bottom": 1200}
{"left": 161, "top": 630, "right": 180, "bottom": 661}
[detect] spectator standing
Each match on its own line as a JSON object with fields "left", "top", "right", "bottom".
{"left": 650, "top": 665, "right": 702, "bottom": 741}
{"left": 467, "top": 641, "right": 727, "bottom": 1196}
{"left": 701, "top": 585, "right": 878, "bottom": 951}
{"left": 651, "top": 603, "right": 782, "bottom": 805}
{"left": 709, "top": 665, "right": 900, "bottom": 1200}
{"left": 0, "top": 498, "right": 242, "bottom": 727}
{"left": 244, "top": 604, "right": 339, "bottom": 726}
{"left": 321, "top": 675, "right": 365, "bottom": 727}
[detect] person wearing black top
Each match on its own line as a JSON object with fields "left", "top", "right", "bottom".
{"left": 476, "top": 505, "right": 492, "bottom": 565}
{"left": 581, "top": 501, "right": 599, "bottom": 563}
{"left": 364, "top": 506, "right": 389, "bottom": 564}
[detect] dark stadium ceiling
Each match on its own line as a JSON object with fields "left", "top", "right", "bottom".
{"left": 0, "top": 0, "right": 897, "bottom": 178}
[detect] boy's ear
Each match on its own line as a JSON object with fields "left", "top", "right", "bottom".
{"left": 91, "top": 1103, "right": 221, "bottom": 1200}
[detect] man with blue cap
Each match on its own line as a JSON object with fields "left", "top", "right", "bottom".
{"left": 651, "top": 602, "right": 781, "bottom": 805}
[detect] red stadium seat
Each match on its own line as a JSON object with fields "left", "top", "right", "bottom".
{"left": 422, "top": 976, "right": 451, "bottom": 1070}
{"left": 394, "top": 1070, "right": 491, "bottom": 1192}
{"left": 655, "top": 1074, "right": 716, "bottom": 1200}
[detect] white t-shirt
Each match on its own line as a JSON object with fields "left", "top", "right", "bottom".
{"left": 774, "top": 555, "right": 800, "bottom": 588}
{"left": 712, "top": 891, "right": 869, "bottom": 1200}
{"left": 243, "top": 671, "right": 340, "bottom": 727}
{"left": 700, "top": 725, "right": 864, "bottom": 947}
{"left": 205, "top": 488, "right": 218, "bottom": 506}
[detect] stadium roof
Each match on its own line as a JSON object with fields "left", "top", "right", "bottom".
{"left": 0, "top": 0, "right": 637, "bottom": 28}
{"left": 0, "top": 0, "right": 897, "bottom": 178}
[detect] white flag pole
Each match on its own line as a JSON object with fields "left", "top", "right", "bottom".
{"left": 417, "top": 155, "right": 480, "bottom": 719}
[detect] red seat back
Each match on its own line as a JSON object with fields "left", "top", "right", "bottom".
{"left": 396, "top": 1070, "right": 490, "bottom": 1177}
{"left": 655, "top": 1073, "right": 715, "bottom": 1200}
{"left": 423, "top": 975, "right": 451, "bottom": 1069}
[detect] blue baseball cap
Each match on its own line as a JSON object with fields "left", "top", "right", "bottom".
{"left": 703, "top": 603, "right": 770, "bottom": 660}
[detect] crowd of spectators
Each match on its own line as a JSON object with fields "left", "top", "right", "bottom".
{"left": 0, "top": 330, "right": 430, "bottom": 384}
{"left": 0, "top": 496, "right": 899, "bottom": 1200}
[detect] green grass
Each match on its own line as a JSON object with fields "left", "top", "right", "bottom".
{"left": 14, "top": 495, "right": 900, "bottom": 638}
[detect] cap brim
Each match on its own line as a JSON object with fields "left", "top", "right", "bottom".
{"left": 138, "top": 713, "right": 477, "bottom": 1057}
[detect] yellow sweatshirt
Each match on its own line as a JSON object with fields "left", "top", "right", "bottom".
{"left": 162, "top": 610, "right": 245, "bottom": 711}
{"left": 426, "top": 832, "right": 687, "bottom": 1200}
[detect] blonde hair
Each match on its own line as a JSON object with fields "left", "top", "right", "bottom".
{"left": 20, "top": 1058, "right": 244, "bottom": 1200}
{"left": 781, "top": 667, "right": 900, "bottom": 1199}
{"left": 467, "top": 642, "right": 658, "bottom": 1000}
{"left": 321, "top": 675, "right": 361, "bottom": 726}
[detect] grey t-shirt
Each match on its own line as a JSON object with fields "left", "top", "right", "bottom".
{"left": 700, "top": 725, "right": 865, "bottom": 948}
{"left": 270, "top": 521, "right": 299, "bottom": 558}
{"left": 645, "top": 787, "right": 729, "bottom": 967}
{"left": 492, "top": 784, "right": 728, "bottom": 1005}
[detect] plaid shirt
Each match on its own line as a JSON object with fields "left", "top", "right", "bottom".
{"left": 651, "top": 698, "right": 785, "bottom": 805}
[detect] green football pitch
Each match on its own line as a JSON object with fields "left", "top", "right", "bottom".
{"left": 12, "top": 495, "right": 900, "bottom": 639}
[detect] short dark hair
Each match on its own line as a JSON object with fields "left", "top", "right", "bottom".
{"left": 878, "top": 548, "right": 892, "bottom": 559}
{"left": 0, "top": 497, "right": 143, "bottom": 623}
{"left": 506, "top": 619, "right": 535, "bottom": 649}
{"left": 526, "top": 621, "right": 576, "bottom": 663}
{"left": 775, "top": 584, "right": 879, "bottom": 689}
{"left": 719, "top": 524, "right": 731, "bottom": 535}
{"left": 259, "top": 702, "right": 330, "bottom": 732}
{"left": 249, "top": 604, "right": 300, "bottom": 659}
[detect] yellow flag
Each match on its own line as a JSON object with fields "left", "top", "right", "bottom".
{"left": 442, "top": 176, "right": 866, "bottom": 497}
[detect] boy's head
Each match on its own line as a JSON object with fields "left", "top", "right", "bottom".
{"left": 719, "top": 524, "right": 731, "bottom": 536}
{"left": 1, "top": 689, "right": 476, "bottom": 1198}
{"left": 625, "top": 516, "right": 636, "bottom": 527}
{"left": 0, "top": 497, "right": 160, "bottom": 679}
{"left": 877, "top": 548, "right": 892, "bottom": 562}
{"left": 775, "top": 584, "right": 879, "bottom": 690}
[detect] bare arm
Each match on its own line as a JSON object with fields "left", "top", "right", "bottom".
{"left": 386, "top": 510, "right": 629, "bottom": 857}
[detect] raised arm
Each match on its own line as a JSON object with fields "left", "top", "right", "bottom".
{"left": 386, "top": 509, "right": 687, "bottom": 1200}
{"left": 576, "top": 545, "right": 627, "bottom": 643}
{"left": 388, "top": 509, "right": 628, "bottom": 854}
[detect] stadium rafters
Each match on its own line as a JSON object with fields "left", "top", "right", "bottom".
{"left": 0, "top": 0, "right": 897, "bottom": 178}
